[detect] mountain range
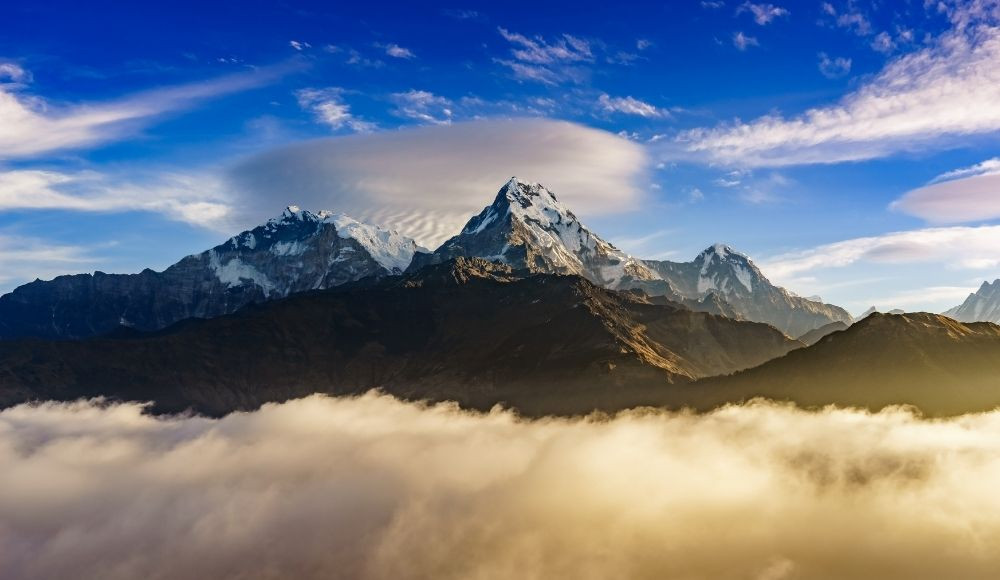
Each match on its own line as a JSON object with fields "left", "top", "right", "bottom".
{"left": 2, "top": 177, "right": 999, "bottom": 418}
{"left": 0, "top": 178, "right": 853, "bottom": 340}
{"left": 643, "top": 244, "right": 851, "bottom": 337}
{"left": 0, "top": 258, "right": 799, "bottom": 416}
{"left": 945, "top": 279, "right": 1000, "bottom": 323}
{"left": 687, "top": 313, "right": 1000, "bottom": 417}
{"left": 0, "top": 207, "right": 422, "bottom": 339}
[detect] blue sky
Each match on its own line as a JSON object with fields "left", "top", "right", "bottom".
{"left": 1, "top": 0, "right": 999, "bottom": 315}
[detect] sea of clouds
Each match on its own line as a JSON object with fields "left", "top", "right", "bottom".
{"left": 2, "top": 392, "right": 1000, "bottom": 579}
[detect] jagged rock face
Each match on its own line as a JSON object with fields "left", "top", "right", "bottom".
{"left": 0, "top": 261, "right": 800, "bottom": 417}
{"left": 408, "top": 178, "right": 660, "bottom": 290}
{"left": 945, "top": 279, "right": 1000, "bottom": 323}
{"left": 645, "top": 244, "right": 853, "bottom": 337}
{"left": 0, "top": 207, "right": 421, "bottom": 340}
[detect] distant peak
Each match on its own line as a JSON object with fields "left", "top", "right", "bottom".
{"left": 283, "top": 205, "right": 303, "bottom": 218}
{"left": 710, "top": 242, "right": 730, "bottom": 255}
{"left": 698, "top": 243, "right": 746, "bottom": 261}
{"left": 493, "top": 177, "right": 560, "bottom": 210}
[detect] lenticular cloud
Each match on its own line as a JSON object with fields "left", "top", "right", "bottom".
{"left": 3, "top": 393, "right": 1000, "bottom": 579}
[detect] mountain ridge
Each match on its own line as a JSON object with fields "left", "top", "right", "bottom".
{"left": 686, "top": 312, "right": 1000, "bottom": 416}
{"left": 0, "top": 207, "right": 421, "bottom": 340}
{"left": 408, "top": 177, "right": 663, "bottom": 290}
{"left": 644, "top": 244, "right": 853, "bottom": 337}
{"left": 0, "top": 258, "right": 801, "bottom": 417}
{"left": 945, "top": 279, "right": 1000, "bottom": 323}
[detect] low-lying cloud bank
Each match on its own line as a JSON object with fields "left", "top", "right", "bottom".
{"left": 3, "top": 393, "right": 1000, "bottom": 579}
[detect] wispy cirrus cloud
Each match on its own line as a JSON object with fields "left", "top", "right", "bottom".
{"left": 737, "top": 2, "right": 789, "bottom": 25}
{"left": 0, "top": 62, "right": 30, "bottom": 83}
{"left": 389, "top": 90, "right": 452, "bottom": 124}
{"left": 669, "top": 3, "right": 1000, "bottom": 167}
{"left": 294, "top": 87, "right": 375, "bottom": 133}
{"left": 0, "top": 63, "right": 293, "bottom": 160}
{"left": 732, "top": 31, "right": 760, "bottom": 50}
{"left": 596, "top": 94, "right": 666, "bottom": 118}
{"left": 0, "top": 169, "right": 231, "bottom": 228}
{"left": 381, "top": 43, "right": 416, "bottom": 59}
{"left": 817, "top": 52, "right": 852, "bottom": 78}
{"left": 821, "top": 1, "right": 873, "bottom": 36}
{"left": 760, "top": 225, "right": 1000, "bottom": 283}
{"left": 494, "top": 27, "right": 594, "bottom": 85}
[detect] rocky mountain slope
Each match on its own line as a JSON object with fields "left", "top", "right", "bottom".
{"left": 0, "top": 259, "right": 800, "bottom": 417}
{"left": 0, "top": 207, "right": 422, "bottom": 339}
{"left": 409, "top": 177, "right": 662, "bottom": 290}
{"left": 686, "top": 313, "right": 1000, "bottom": 416}
{"left": 945, "top": 279, "right": 1000, "bottom": 323}
{"left": 644, "top": 244, "right": 853, "bottom": 337}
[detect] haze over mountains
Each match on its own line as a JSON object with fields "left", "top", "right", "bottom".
{"left": 2, "top": 178, "right": 1000, "bottom": 418}
{"left": 0, "top": 207, "right": 422, "bottom": 340}
{"left": 692, "top": 313, "right": 1000, "bottom": 417}
{"left": 0, "top": 258, "right": 800, "bottom": 416}
{"left": 0, "top": 178, "right": 852, "bottom": 340}
{"left": 644, "top": 245, "right": 851, "bottom": 338}
{"left": 946, "top": 280, "right": 1000, "bottom": 323}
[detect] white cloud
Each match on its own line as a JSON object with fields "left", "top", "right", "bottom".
{"left": 738, "top": 2, "right": 789, "bottom": 25}
{"left": 7, "top": 394, "right": 1000, "bottom": 579}
{"left": 817, "top": 52, "right": 852, "bottom": 78}
{"left": 822, "top": 1, "right": 873, "bottom": 36}
{"left": 890, "top": 160, "right": 1000, "bottom": 223}
{"left": 931, "top": 157, "right": 1000, "bottom": 182}
{"left": 389, "top": 90, "right": 453, "bottom": 124}
{"left": 871, "top": 30, "right": 895, "bottom": 53}
{"left": 295, "top": 88, "right": 375, "bottom": 133}
{"left": 0, "top": 64, "right": 290, "bottom": 160}
{"left": 495, "top": 27, "right": 593, "bottom": 84}
{"left": 383, "top": 43, "right": 416, "bottom": 59}
{"left": 0, "top": 62, "right": 30, "bottom": 83}
{"left": 759, "top": 225, "right": 1000, "bottom": 283}
{"left": 227, "top": 118, "right": 649, "bottom": 247}
{"left": 671, "top": 4, "right": 1000, "bottom": 167}
{"left": 597, "top": 94, "right": 665, "bottom": 118}
{"left": 732, "top": 31, "right": 760, "bottom": 50}
{"left": 497, "top": 27, "right": 593, "bottom": 64}
{"left": 289, "top": 40, "right": 311, "bottom": 51}
{"left": 0, "top": 169, "right": 232, "bottom": 229}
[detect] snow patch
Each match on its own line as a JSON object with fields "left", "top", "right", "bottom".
{"left": 329, "top": 213, "right": 418, "bottom": 273}
{"left": 208, "top": 250, "right": 276, "bottom": 294}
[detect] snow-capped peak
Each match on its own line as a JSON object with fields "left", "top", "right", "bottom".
{"left": 227, "top": 207, "right": 421, "bottom": 276}
{"left": 943, "top": 278, "right": 1000, "bottom": 323}
{"left": 701, "top": 242, "right": 732, "bottom": 259}
{"left": 436, "top": 178, "right": 658, "bottom": 287}
{"left": 691, "top": 243, "right": 763, "bottom": 295}
{"left": 326, "top": 213, "right": 421, "bottom": 273}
